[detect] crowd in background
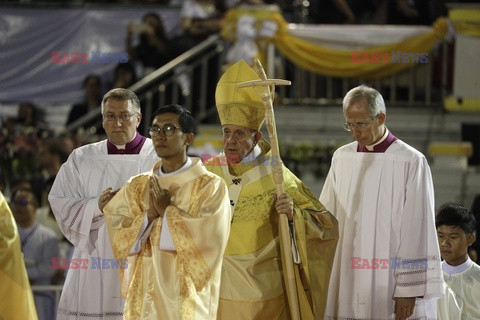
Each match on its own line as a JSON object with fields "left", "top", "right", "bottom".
{"left": 0, "top": 0, "right": 468, "bottom": 190}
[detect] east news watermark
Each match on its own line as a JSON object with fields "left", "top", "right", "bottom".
{"left": 351, "top": 51, "right": 429, "bottom": 64}
{"left": 51, "top": 51, "right": 129, "bottom": 64}
{"left": 52, "top": 257, "right": 128, "bottom": 270}
{"left": 352, "top": 257, "right": 429, "bottom": 270}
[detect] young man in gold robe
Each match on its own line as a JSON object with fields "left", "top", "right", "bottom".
{"left": 102, "top": 104, "right": 231, "bottom": 319}
{"left": 203, "top": 59, "right": 338, "bottom": 319}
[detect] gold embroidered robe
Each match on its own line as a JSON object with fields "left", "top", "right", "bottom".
{"left": 104, "top": 158, "right": 231, "bottom": 320}
{"left": 0, "top": 191, "right": 38, "bottom": 320}
{"left": 204, "top": 140, "right": 339, "bottom": 320}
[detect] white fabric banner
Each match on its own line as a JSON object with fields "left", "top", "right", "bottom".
{"left": 287, "top": 23, "right": 434, "bottom": 50}
{"left": 0, "top": 8, "right": 181, "bottom": 103}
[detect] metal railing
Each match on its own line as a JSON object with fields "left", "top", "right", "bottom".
{"left": 129, "top": 34, "right": 226, "bottom": 135}
{"left": 66, "top": 34, "right": 226, "bottom": 136}
{"left": 66, "top": 30, "right": 449, "bottom": 137}
{"left": 272, "top": 43, "right": 447, "bottom": 109}
{"left": 31, "top": 284, "right": 63, "bottom": 311}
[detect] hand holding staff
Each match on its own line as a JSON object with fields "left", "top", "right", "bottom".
{"left": 237, "top": 59, "right": 302, "bottom": 320}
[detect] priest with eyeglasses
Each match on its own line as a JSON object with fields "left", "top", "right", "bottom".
{"left": 48, "top": 88, "right": 159, "bottom": 320}
{"left": 320, "top": 85, "right": 443, "bottom": 320}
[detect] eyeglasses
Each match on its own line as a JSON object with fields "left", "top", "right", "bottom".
{"left": 149, "top": 125, "right": 181, "bottom": 137}
{"left": 103, "top": 113, "right": 138, "bottom": 123}
{"left": 11, "top": 199, "right": 32, "bottom": 206}
{"left": 343, "top": 117, "right": 376, "bottom": 131}
{"left": 222, "top": 129, "right": 253, "bottom": 141}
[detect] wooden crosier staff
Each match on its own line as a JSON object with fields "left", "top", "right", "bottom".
{"left": 237, "top": 59, "right": 301, "bottom": 320}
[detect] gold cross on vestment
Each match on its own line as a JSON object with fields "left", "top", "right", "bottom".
{"left": 237, "top": 78, "right": 291, "bottom": 104}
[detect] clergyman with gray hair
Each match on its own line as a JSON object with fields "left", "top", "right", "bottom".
{"left": 320, "top": 85, "right": 443, "bottom": 320}
{"left": 48, "top": 88, "right": 159, "bottom": 320}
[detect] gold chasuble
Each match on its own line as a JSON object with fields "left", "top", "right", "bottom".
{"left": 104, "top": 158, "right": 231, "bottom": 320}
{"left": 204, "top": 139, "right": 339, "bottom": 319}
{"left": 0, "top": 191, "right": 38, "bottom": 320}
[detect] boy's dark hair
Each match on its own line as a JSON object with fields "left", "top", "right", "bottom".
{"left": 436, "top": 203, "right": 477, "bottom": 234}
{"left": 152, "top": 104, "right": 196, "bottom": 134}
{"left": 10, "top": 178, "right": 32, "bottom": 192}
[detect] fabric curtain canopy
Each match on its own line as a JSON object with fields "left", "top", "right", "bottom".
{"left": 448, "top": 7, "right": 480, "bottom": 37}
{"left": 222, "top": 8, "right": 448, "bottom": 79}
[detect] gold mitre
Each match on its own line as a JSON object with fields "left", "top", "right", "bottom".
{"left": 215, "top": 60, "right": 265, "bottom": 131}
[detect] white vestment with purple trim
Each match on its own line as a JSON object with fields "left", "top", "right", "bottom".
{"left": 49, "top": 139, "right": 158, "bottom": 320}
{"left": 320, "top": 139, "right": 443, "bottom": 319}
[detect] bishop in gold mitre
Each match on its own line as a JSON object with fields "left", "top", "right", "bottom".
{"left": 216, "top": 59, "right": 265, "bottom": 131}
{"left": 204, "top": 59, "right": 339, "bottom": 320}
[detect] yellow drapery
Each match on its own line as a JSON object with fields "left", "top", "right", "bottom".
{"left": 222, "top": 9, "right": 448, "bottom": 78}
{"left": 0, "top": 192, "right": 38, "bottom": 320}
{"left": 449, "top": 8, "right": 480, "bottom": 37}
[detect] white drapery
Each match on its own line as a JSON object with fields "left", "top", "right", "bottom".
{"left": 0, "top": 8, "right": 181, "bottom": 103}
